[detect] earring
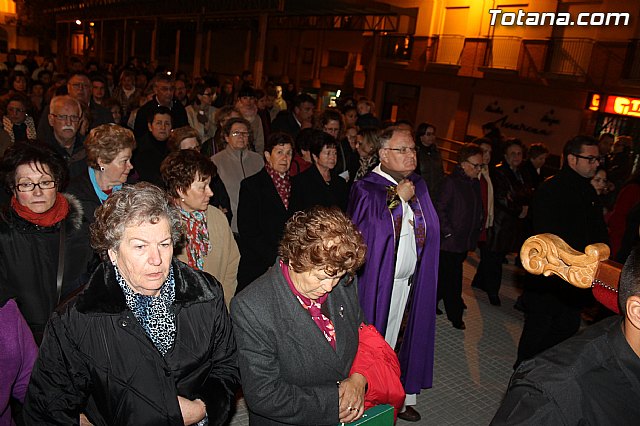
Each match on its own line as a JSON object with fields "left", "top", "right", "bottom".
{"left": 100, "top": 166, "right": 105, "bottom": 171}
{"left": 181, "top": 198, "right": 185, "bottom": 202}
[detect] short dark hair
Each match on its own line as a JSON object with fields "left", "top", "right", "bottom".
{"left": 151, "top": 74, "right": 174, "bottom": 89}
{"left": 504, "top": 138, "right": 524, "bottom": 152}
{"left": 90, "top": 74, "right": 107, "bottom": 85}
{"left": 0, "top": 142, "right": 68, "bottom": 192}
{"left": 7, "top": 93, "right": 29, "bottom": 108}
{"left": 458, "top": 143, "right": 483, "bottom": 163}
{"left": 619, "top": 247, "right": 640, "bottom": 316}
{"left": 415, "top": 122, "right": 436, "bottom": 139}
{"left": 222, "top": 117, "right": 251, "bottom": 138}
{"left": 563, "top": 135, "right": 598, "bottom": 162}
{"left": 147, "top": 106, "right": 172, "bottom": 124}
{"left": 161, "top": 149, "right": 216, "bottom": 199}
{"left": 316, "top": 109, "right": 344, "bottom": 131}
{"left": 295, "top": 128, "right": 316, "bottom": 155}
{"left": 472, "top": 137, "right": 492, "bottom": 148}
{"left": 265, "top": 132, "right": 294, "bottom": 154}
{"left": 528, "top": 143, "right": 549, "bottom": 159}
{"left": 308, "top": 130, "right": 337, "bottom": 162}
{"left": 293, "top": 93, "right": 315, "bottom": 109}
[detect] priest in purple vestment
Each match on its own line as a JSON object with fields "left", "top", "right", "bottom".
{"left": 347, "top": 126, "right": 440, "bottom": 422}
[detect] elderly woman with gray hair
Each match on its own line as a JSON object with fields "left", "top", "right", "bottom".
{"left": 25, "top": 182, "right": 239, "bottom": 426}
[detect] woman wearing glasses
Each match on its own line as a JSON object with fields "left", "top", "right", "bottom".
{"left": 211, "top": 117, "right": 263, "bottom": 234}
{"left": 0, "top": 142, "right": 93, "bottom": 343}
{"left": 186, "top": 82, "right": 218, "bottom": 145}
{"left": 434, "top": 144, "right": 484, "bottom": 329}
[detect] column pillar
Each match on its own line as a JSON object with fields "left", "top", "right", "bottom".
{"left": 253, "top": 13, "right": 268, "bottom": 88}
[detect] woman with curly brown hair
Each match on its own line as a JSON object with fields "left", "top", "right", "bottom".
{"left": 231, "top": 206, "right": 371, "bottom": 425}
{"left": 161, "top": 149, "right": 239, "bottom": 307}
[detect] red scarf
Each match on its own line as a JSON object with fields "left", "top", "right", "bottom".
{"left": 11, "top": 193, "right": 69, "bottom": 227}
{"left": 265, "top": 164, "right": 291, "bottom": 209}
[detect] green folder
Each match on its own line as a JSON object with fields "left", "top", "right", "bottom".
{"left": 335, "top": 404, "right": 394, "bottom": 426}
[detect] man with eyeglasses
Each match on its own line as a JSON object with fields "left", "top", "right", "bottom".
{"left": 38, "top": 73, "right": 113, "bottom": 141}
{"left": 348, "top": 126, "right": 441, "bottom": 422}
{"left": 515, "top": 135, "right": 609, "bottom": 368}
{"left": 133, "top": 74, "right": 188, "bottom": 140}
{"left": 42, "top": 95, "right": 87, "bottom": 180}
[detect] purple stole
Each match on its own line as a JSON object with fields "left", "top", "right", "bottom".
{"left": 386, "top": 186, "right": 427, "bottom": 259}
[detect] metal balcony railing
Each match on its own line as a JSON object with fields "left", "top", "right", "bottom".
{"left": 434, "top": 34, "right": 465, "bottom": 65}
{"left": 546, "top": 37, "right": 594, "bottom": 76}
{"left": 485, "top": 36, "right": 521, "bottom": 70}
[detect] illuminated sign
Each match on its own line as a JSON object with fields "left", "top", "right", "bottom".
{"left": 587, "top": 93, "right": 600, "bottom": 111}
{"left": 604, "top": 95, "right": 640, "bottom": 118}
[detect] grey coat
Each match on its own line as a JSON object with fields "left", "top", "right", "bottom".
{"left": 230, "top": 262, "right": 363, "bottom": 425}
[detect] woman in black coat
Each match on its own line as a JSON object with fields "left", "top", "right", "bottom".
{"left": 237, "top": 133, "right": 294, "bottom": 293}
{"left": 290, "top": 129, "right": 349, "bottom": 212}
{"left": 25, "top": 183, "right": 239, "bottom": 425}
{"left": 472, "top": 138, "right": 531, "bottom": 306}
{"left": 0, "top": 142, "right": 93, "bottom": 343}
{"left": 435, "top": 144, "right": 484, "bottom": 329}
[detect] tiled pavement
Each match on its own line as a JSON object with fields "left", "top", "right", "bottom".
{"left": 228, "top": 252, "right": 527, "bottom": 425}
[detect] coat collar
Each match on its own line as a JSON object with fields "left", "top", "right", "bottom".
{"left": 76, "top": 259, "right": 219, "bottom": 314}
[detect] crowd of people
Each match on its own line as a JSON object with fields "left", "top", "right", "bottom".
{"left": 0, "top": 53, "right": 639, "bottom": 425}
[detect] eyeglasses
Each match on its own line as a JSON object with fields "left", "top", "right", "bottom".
{"left": 465, "top": 161, "right": 483, "bottom": 170}
{"left": 70, "top": 82, "right": 90, "bottom": 90}
{"left": 7, "top": 107, "right": 25, "bottom": 113}
{"left": 15, "top": 180, "right": 56, "bottom": 192}
{"left": 573, "top": 153, "right": 603, "bottom": 164}
{"left": 231, "top": 131, "right": 250, "bottom": 138}
{"left": 50, "top": 113, "right": 82, "bottom": 123}
{"left": 385, "top": 146, "right": 417, "bottom": 155}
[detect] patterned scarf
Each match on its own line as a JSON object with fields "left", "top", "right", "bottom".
{"left": 180, "top": 208, "right": 211, "bottom": 271}
{"left": 265, "top": 164, "right": 291, "bottom": 209}
{"left": 115, "top": 264, "right": 176, "bottom": 356}
{"left": 3, "top": 115, "right": 37, "bottom": 143}
{"left": 280, "top": 260, "right": 336, "bottom": 350}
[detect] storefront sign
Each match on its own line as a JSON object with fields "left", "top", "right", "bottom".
{"left": 604, "top": 95, "right": 640, "bottom": 118}
{"left": 467, "top": 95, "right": 582, "bottom": 153}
